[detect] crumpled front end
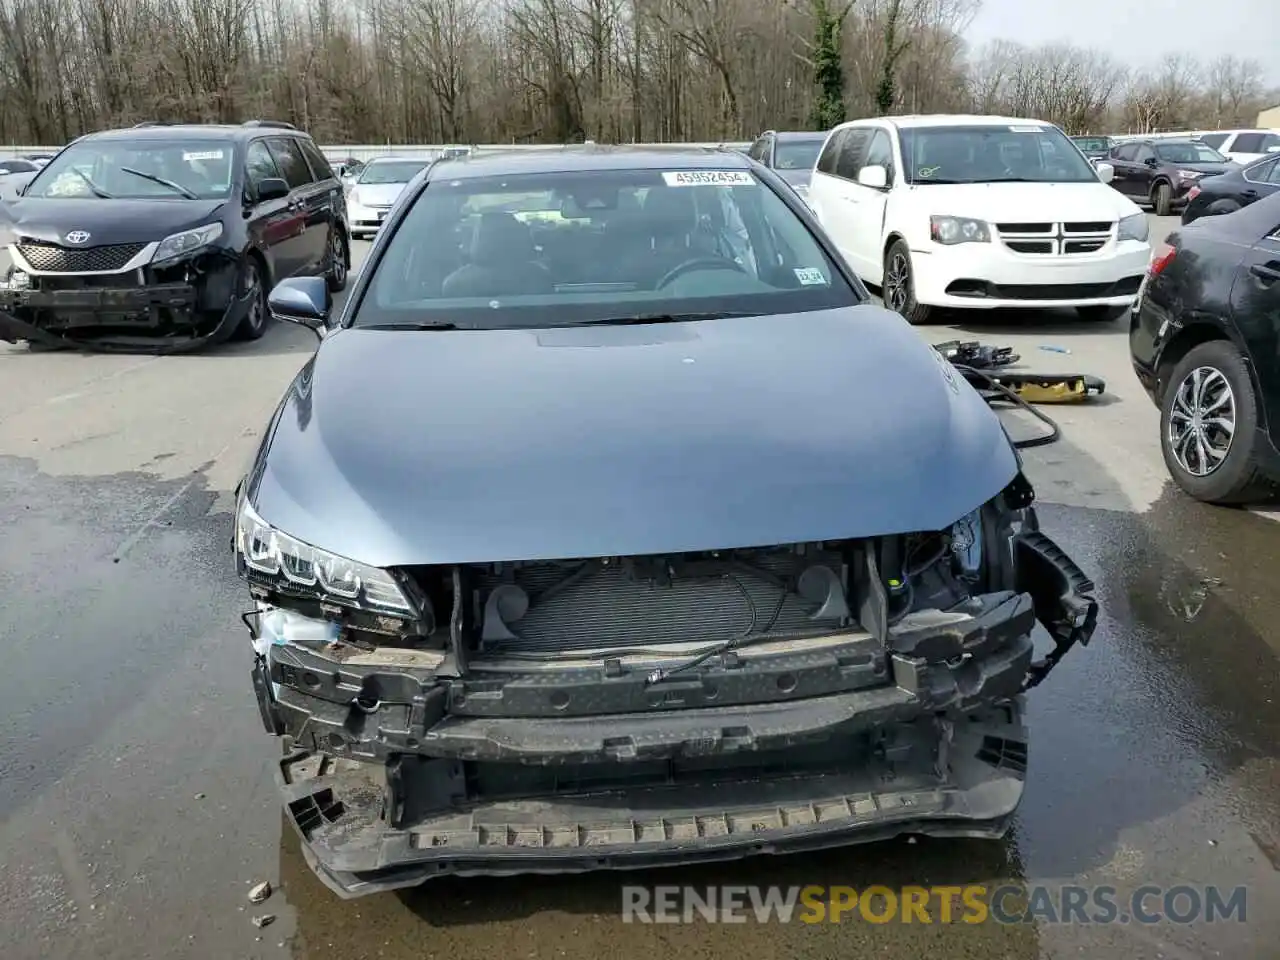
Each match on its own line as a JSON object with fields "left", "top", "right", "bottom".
{"left": 238, "top": 473, "right": 1099, "bottom": 898}
{"left": 0, "top": 239, "right": 250, "bottom": 353}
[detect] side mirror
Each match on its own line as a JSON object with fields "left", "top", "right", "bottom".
{"left": 1095, "top": 162, "right": 1115, "bottom": 184}
{"left": 856, "top": 165, "right": 888, "bottom": 189}
{"left": 1143, "top": 157, "right": 1158, "bottom": 168}
{"left": 256, "top": 177, "right": 290, "bottom": 203}
{"left": 268, "top": 276, "right": 331, "bottom": 339}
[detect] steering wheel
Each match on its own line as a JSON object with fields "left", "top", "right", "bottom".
{"left": 656, "top": 257, "right": 746, "bottom": 289}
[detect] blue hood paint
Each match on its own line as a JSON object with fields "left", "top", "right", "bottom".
{"left": 249, "top": 307, "right": 1019, "bottom": 567}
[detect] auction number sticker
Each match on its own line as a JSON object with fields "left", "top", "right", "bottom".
{"left": 794, "top": 267, "right": 826, "bottom": 285}
{"left": 661, "top": 170, "right": 754, "bottom": 187}
{"left": 183, "top": 150, "right": 225, "bottom": 161}
{"left": 1007, "top": 125, "right": 1044, "bottom": 134}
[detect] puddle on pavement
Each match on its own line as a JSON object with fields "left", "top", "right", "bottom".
{"left": 258, "top": 487, "right": 1279, "bottom": 960}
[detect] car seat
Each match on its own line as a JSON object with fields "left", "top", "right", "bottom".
{"left": 441, "top": 212, "right": 554, "bottom": 298}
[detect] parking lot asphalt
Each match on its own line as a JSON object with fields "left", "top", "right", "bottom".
{"left": 2, "top": 214, "right": 1278, "bottom": 960}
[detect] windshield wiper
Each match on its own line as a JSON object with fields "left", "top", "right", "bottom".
{"left": 119, "top": 167, "right": 199, "bottom": 199}
{"left": 977, "top": 177, "right": 1045, "bottom": 183}
{"left": 571, "top": 311, "right": 758, "bottom": 327}
{"left": 910, "top": 177, "right": 971, "bottom": 184}
{"left": 67, "top": 168, "right": 113, "bottom": 198}
{"left": 361, "top": 321, "right": 459, "bottom": 330}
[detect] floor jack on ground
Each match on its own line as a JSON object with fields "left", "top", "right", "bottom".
{"left": 933, "top": 340, "right": 1106, "bottom": 450}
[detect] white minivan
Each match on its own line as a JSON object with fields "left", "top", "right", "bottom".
{"left": 807, "top": 115, "right": 1153, "bottom": 324}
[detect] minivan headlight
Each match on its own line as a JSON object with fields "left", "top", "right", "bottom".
{"left": 930, "top": 215, "right": 990, "bottom": 244}
{"left": 234, "top": 497, "right": 415, "bottom": 616}
{"left": 153, "top": 222, "right": 223, "bottom": 263}
{"left": 1117, "top": 212, "right": 1149, "bottom": 243}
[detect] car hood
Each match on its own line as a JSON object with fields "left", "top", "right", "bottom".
{"left": 349, "top": 183, "right": 406, "bottom": 206}
{"left": 903, "top": 180, "right": 1140, "bottom": 221}
{"left": 0, "top": 197, "right": 227, "bottom": 245}
{"left": 250, "top": 307, "right": 1019, "bottom": 567}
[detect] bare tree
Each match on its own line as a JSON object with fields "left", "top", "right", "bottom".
{"left": 1205, "top": 54, "right": 1264, "bottom": 127}
{"left": 0, "top": 0, "right": 1270, "bottom": 148}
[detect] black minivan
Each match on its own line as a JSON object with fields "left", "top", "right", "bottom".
{"left": 0, "top": 121, "right": 350, "bottom": 352}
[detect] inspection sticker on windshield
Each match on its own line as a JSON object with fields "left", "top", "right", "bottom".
{"left": 183, "top": 150, "right": 224, "bottom": 161}
{"left": 1008, "top": 126, "right": 1043, "bottom": 133}
{"left": 794, "top": 267, "right": 826, "bottom": 286}
{"left": 662, "top": 170, "right": 754, "bottom": 187}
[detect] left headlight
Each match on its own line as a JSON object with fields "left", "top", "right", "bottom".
{"left": 234, "top": 496, "right": 415, "bottom": 616}
{"left": 930, "top": 215, "right": 990, "bottom": 244}
{"left": 153, "top": 222, "right": 223, "bottom": 263}
{"left": 1117, "top": 212, "right": 1149, "bottom": 243}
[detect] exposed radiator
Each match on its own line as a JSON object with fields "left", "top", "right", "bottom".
{"left": 468, "top": 548, "right": 852, "bottom": 654}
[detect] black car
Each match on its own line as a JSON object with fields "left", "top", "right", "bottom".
{"left": 0, "top": 120, "right": 350, "bottom": 352}
{"left": 1130, "top": 192, "right": 1280, "bottom": 502}
{"left": 1070, "top": 135, "right": 1113, "bottom": 163}
{"left": 1181, "top": 154, "right": 1280, "bottom": 224}
{"left": 1107, "top": 138, "right": 1238, "bottom": 216}
{"left": 238, "top": 146, "right": 1098, "bottom": 898}
{"left": 745, "top": 130, "right": 828, "bottom": 203}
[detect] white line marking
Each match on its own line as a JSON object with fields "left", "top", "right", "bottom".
{"left": 111, "top": 439, "right": 235, "bottom": 563}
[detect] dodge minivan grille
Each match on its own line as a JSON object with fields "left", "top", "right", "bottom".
{"left": 995, "top": 222, "right": 1114, "bottom": 256}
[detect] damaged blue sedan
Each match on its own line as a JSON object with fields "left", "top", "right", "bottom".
{"left": 233, "top": 146, "right": 1099, "bottom": 899}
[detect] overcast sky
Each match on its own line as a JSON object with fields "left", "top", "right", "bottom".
{"left": 966, "top": 0, "right": 1280, "bottom": 89}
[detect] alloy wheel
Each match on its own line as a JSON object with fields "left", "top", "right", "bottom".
{"left": 885, "top": 252, "right": 910, "bottom": 312}
{"left": 1167, "top": 366, "right": 1235, "bottom": 477}
{"left": 330, "top": 232, "right": 347, "bottom": 286}
{"left": 244, "top": 263, "right": 265, "bottom": 333}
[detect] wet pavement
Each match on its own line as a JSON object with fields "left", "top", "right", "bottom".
{"left": 2, "top": 219, "right": 1278, "bottom": 960}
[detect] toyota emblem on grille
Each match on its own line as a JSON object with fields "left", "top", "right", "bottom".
{"left": 64, "top": 231, "right": 91, "bottom": 245}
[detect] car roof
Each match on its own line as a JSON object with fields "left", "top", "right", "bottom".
{"left": 80, "top": 125, "right": 310, "bottom": 143}
{"left": 842, "top": 114, "right": 1056, "bottom": 130}
{"left": 365, "top": 155, "right": 435, "bottom": 164}
{"left": 767, "top": 131, "right": 827, "bottom": 140}
{"left": 427, "top": 145, "right": 749, "bottom": 180}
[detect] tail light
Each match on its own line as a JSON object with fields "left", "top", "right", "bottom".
{"left": 1149, "top": 247, "right": 1177, "bottom": 277}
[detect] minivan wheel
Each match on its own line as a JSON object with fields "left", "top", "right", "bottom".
{"left": 882, "top": 240, "right": 935, "bottom": 325}
{"left": 326, "top": 230, "right": 349, "bottom": 293}
{"left": 1152, "top": 182, "right": 1173, "bottom": 217}
{"left": 232, "top": 259, "right": 271, "bottom": 342}
{"left": 1159, "top": 340, "right": 1273, "bottom": 503}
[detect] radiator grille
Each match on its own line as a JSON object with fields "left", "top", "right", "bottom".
{"left": 16, "top": 241, "right": 147, "bottom": 273}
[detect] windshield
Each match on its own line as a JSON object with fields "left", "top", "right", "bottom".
{"left": 359, "top": 161, "right": 431, "bottom": 185}
{"left": 774, "top": 139, "right": 824, "bottom": 170}
{"left": 900, "top": 123, "right": 1098, "bottom": 184}
{"left": 23, "top": 139, "right": 235, "bottom": 200}
{"left": 1260, "top": 134, "right": 1280, "bottom": 153}
{"left": 1072, "top": 137, "right": 1109, "bottom": 152}
{"left": 353, "top": 167, "right": 859, "bottom": 330}
{"left": 1155, "top": 142, "right": 1227, "bottom": 164}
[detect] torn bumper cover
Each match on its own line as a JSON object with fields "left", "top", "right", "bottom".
{"left": 0, "top": 248, "right": 252, "bottom": 353}
{"left": 253, "top": 529, "right": 1097, "bottom": 898}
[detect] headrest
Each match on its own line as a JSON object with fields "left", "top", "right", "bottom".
{"left": 470, "top": 212, "right": 532, "bottom": 265}
{"left": 641, "top": 187, "right": 696, "bottom": 234}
